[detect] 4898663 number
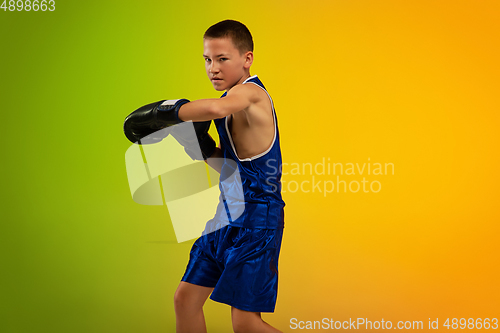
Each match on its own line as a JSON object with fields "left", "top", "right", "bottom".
{"left": 1, "top": 0, "right": 55, "bottom": 11}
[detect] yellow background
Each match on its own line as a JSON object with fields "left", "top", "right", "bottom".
{"left": 1, "top": 0, "right": 498, "bottom": 331}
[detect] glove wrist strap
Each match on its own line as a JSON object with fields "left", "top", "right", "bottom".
{"left": 156, "top": 99, "right": 190, "bottom": 125}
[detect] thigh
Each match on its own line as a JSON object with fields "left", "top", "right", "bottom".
{"left": 231, "top": 306, "right": 262, "bottom": 327}
{"left": 211, "top": 227, "right": 284, "bottom": 313}
{"left": 175, "top": 281, "right": 213, "bottom": 309}
{"left": 181, "top": 231, "right": 223, "bottom": 288}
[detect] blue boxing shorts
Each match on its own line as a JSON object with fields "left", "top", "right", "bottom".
{"left": 181, "top": 221, "right": 283, "bottom": 313}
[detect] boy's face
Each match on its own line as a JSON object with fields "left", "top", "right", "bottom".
{"left": 203, "top": 37, "right": 252, "bottom": 91}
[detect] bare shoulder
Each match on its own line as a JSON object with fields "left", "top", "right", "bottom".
{"left": 226, "top": 81, "right": 266, "bottom": 103}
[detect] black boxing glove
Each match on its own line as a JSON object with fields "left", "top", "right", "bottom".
{"left": 171, "top": 121, "right": 216, "bottom": 160}
{"left": 123, "top": 99, "right": 189, "bottom": 144}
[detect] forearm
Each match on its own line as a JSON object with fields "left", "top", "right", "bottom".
{"left": 205, "top": 147, "right": 223, "bottom": 173}
{"left": 178, "top": 99, "right": 220, "bottom": 122}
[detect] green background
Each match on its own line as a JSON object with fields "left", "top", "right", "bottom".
{"left": 1, "top": 1, "right": 239, "bottom": 331}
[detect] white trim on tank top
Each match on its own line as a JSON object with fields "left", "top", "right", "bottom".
{"left": 224, "top": 75, "right": 278, "bottom": 162}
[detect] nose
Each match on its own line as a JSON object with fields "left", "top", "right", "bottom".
{"left": 209, "top": 61, "right": 220, "bottom": 74}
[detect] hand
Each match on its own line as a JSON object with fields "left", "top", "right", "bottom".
{"left": 123, "top": 99, "right": 189, "bottom": 144}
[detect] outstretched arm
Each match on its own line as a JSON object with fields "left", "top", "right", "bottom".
{"left": 178, "top": 84, "right": 255, "bottom": 121}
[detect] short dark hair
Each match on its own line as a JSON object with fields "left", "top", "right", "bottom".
{"left": 204, "top": 20, "right": 254, "bottom": 54}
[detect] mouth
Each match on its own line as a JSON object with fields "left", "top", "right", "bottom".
{"left": 211, "top": 77, "right": 222, "bottom": 81}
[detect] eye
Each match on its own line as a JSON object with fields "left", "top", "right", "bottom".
{"left": 204, "top": 58, "right": 211, "bottom": 63}
{"left": 220, "top": 58, "right": 228, "bottom": 61}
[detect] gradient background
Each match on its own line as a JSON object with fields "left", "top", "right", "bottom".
{"left": 1, "top": 0, "right": 499, "bottom": 332}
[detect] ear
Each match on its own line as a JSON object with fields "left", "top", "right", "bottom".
{"left": 243, "top": 51, "right": 253, "bottom": 69}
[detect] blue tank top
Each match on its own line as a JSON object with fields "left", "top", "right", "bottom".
{"left": 211, "top": 75, "right": 285, "bottom": 229}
